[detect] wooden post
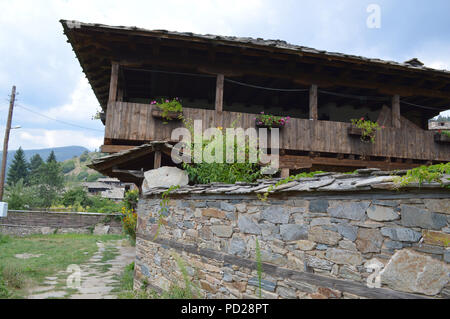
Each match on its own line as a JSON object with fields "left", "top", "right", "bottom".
{"left": 154, "top": 151, "right": 162, "bottom": 169}
{"left": 215, "top": 74, "right": 224, "bottom": 112}
{"left": 392, "top": 95, "right": 401, "bottom": 129}
{"left": 309, "top": 84, "right": 318, "bottom": 120}
{"left": 108, "top": 62, "right": 119, "bottom": 103}
{"left": 0, "top": 86, "right": 16, "bottom": 201}
{"left": 281, "top": 168, "right": 290, "bottom": 179}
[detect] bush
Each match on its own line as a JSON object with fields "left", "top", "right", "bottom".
{"left": 61, "top": 160, "right": 76, "bottom": 174}
{"left": 76, "top": 171, "right": 89, "bottom": 182}
{"left": 124, "top": 189, "right": 139, "bottom": 211}
{"left": 86, "top": 173, "right": 104, "bottom": 182}
{"left": 79, "top": 151, "right": 90, "bottom": 163}
{"left": 5, "top": 180, "right": 42, "bottom": 210}
{"left": 62, "top": 187, "right": 92, "bottom": 208}
{"left": 1, "top": 264, "right": 25, "bottom": 290}
{"left": 87, "top": 196, "right": 122, "bottom": 214}
{"left": 121, "top": 206, "right": 137, "bottom": 242}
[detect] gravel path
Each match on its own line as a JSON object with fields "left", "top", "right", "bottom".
{"left": 28, "top": 239, "right": 135, "bottom": 299}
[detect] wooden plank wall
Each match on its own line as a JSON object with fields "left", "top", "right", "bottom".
{"left": 104, "top": 102, "right": 450, "bottom": 162}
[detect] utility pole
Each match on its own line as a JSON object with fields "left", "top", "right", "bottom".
{"left": 0, "top": 86, "right": 16, "bottom": 201}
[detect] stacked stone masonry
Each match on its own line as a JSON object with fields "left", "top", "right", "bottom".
{"left": 135, "top": 170, "right": 450, "bottom": 299}
{"left": 0, "top": 211, "right": 122, "bottom": 236}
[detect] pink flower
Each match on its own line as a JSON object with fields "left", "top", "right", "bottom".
{"left": 360, "top": 117, "right": 365, "bottom": 121}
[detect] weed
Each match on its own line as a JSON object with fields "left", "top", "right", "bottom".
{"left": 255, "top": 238, "right": 262, "bottom": 299}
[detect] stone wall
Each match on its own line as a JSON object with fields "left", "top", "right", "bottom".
{"left": 134, "top": 172, "right": 450, "bottom": 299}
{"left": 0, "top": 211, "right": 122, "bottom": 236}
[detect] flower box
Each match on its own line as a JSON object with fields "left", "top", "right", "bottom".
{"left": 151, "top": 109, "right": 182, "bottom": 121}
{"left": 255, "top": 120, "right": 284, "bottom": 129}
{"left": 254, "top": 113, "right": 290, "bottom": 129}
{"left": 348, "top": 126, "right": 374, "bottom": 143}
{"left": 434, "top": 133, "right": 450, "bottom": 143}
{"left": 347, "top": 126, "right": 364, "bottom": 136}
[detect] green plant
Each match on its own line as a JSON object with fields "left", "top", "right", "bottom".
{"left": 119, "top": 189, "right": 140, "bottom": 242}
{"left": 79, "top": 151, "right": 90, "bottom": 163}
{"left": 172, "top": 253, "right": 200, "bottom": 299}
{"left": 153, "top": 185, "right": 180, "bottom": 240}
{"left": 121, "top": 206, "right": 137, "bottom": 242}
{"left": 0, "top": 268, "right": 11, "bottom": 299}
{"left": 394, "top": 163, "right": 450, "bottom": 188}
{"left": 151, "top": 98, "right": 183, "bottom": 123}
{"left": 123, "top": 189, "right": 139, "bottom": 211}
{"left": 87, "top": 196, "right": 122, "bottom": 214}
{"left": 255, "top": 112, "right": 290, "bottom": 129}
{"left": 62, "top": 187, "right": 92, "bottom": 208}
{"left": 255, "top": 238, "right": 262, "bottom": 299}
{"left": 0, "top": 234, "right": 10, "bottom": 245}
{"left": 61, "top": 160, "right": 76, "bottom": 174}
{"left": 351, "top": 117, "right": 381, "bottom": 144}
{"left": 1, "top": 264, "right": 25, "bottom": 290}
{"left": 437, "top": 130, "right": 450, "bottom": 138}
{"left": 258, "top": 171, "right": 326, "bottom": 201}
{"left": 181, "top": 117, "right": 267, "bottom": 184}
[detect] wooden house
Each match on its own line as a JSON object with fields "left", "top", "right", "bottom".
{"left": 61, "top": 20, "right": 450, "bottom": 184}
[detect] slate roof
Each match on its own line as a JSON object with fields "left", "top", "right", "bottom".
{"left": 62, "top": 20, "right": 450, "bottom": 77}
{"left": 142, "top": 168, "right": 450, "bottom": 196}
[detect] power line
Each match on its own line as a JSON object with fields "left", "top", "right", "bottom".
{"left": 400, "top": 100, "right": 447, "bottom": 111}
{"left": 15, "top": 103, "right": 104, "bottom": 132}
{"left": 225, "top": 79, "right": 309, "bottom": 92}
{"left": 122, "top": 67, "right": 449, "bottom": 111}
{"left": 123, "top": 67, "right": 215, "bottom": 79}
{"left": 318, "top": 89, "right": 390, "bottom": 102}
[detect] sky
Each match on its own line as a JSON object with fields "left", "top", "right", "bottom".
{"left": 0, "top": 0, "right": 449, "bottom": 151}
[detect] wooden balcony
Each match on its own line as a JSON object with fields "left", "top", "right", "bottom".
{"left": 103, "top": 102, "right": 450, "bottom": 166}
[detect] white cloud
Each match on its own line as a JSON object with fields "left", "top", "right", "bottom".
{"left": 5, "top": 127, "right": 103, "bottom": 151}
{"left": 44, "top": 77, "right": 101, "bottom": 124}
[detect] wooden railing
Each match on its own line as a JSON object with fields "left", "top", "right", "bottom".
{"left": 104, "top": 102, "right": 450, "bottom": 162}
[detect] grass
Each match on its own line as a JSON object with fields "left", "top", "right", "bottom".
{"left": 113, "top": 262, "right": 196, "bottom": 299}
{"left": 0, "top": 233, "right": 124, "bottom": 298}
{"left": 101, "top": 247, "right": 119, "bottom": 263}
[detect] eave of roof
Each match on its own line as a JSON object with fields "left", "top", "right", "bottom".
{"left": 61, "top": 19, "right": 450, "bottom": 78}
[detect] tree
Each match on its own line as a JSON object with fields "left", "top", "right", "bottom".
{"left": 6, "top": 147, "right": 29, "bottom": 186}
{"left": 62, "top": 187, "right": 92, "bottom": 208}
{"left": 29, "top": 154, "right": 44, "bottom": 176}
{"left": 47, "top": 151, "right": 57, "bottom": 163}
{"left": 4, "top": 179, "right": 38, "bottom": 210}
{"left": 32, "top": 158, "right": 65, "bottom": 208}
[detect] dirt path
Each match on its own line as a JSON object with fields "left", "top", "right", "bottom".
{"left": 28, "top": 239, "right": 135, "bottom": 299}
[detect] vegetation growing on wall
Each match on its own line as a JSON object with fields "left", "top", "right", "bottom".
{"left": 394, "top": 163, "right": 450, "bottom": 188}
{"left": 258, "top": 171, "right": 326, "bottom": 201}
{"left": 181, "top": 117, "right": 267, "bottom": 184}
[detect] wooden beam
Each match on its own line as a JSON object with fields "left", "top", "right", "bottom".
{"left": 280, "top": 154, "right": 423, "bottom": 171}
{"left": 215, "top": 74, "right": 224, "bottom": 113}
{"left": 100, "top": 144, "right": 135, "bottom": 153}
{"left": 280, "top": 169, "right": 290, "bottom": 179}
{"left": 309, "top": 84, "right": 318, "bottom": 120}
{"left": 154, "top": 150, "right": 162, "bottom": 169}
{"left": 108, "top": 62, "right": 119, "bottom": 103}
{"left": 392, "top": 95, "right": 401, "bottom": 129}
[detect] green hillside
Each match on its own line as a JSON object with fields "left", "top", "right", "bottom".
{"left": 62, "top": 151, "right": 105, "bottom": 185}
